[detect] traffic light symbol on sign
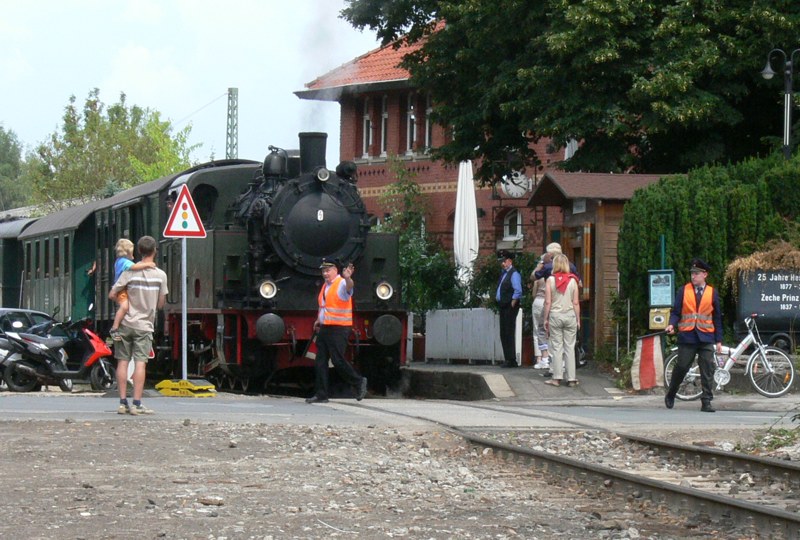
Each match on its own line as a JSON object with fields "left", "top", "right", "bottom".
{"left": 163, "top": 184, "right": 207, "bottom": 238}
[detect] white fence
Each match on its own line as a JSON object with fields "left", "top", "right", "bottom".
{"left": 423, "top": 308, "right": 521, "bottom": 364}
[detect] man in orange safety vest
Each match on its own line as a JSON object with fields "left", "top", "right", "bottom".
{"left": 664, "top": 258, "right": 723, "bottom": 412}
{"left": 305, "top": 258, "right": 368, "bottom": 404}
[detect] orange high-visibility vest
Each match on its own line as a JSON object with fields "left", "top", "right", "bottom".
{"left": 677, "top": 283, "right": 714, "bottom": 333}
{"left": 318, "top": 276, "right": 353, "bottom": 326}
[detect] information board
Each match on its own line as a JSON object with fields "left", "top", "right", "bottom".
{"left": 648, "top": 269, "right": 674, "bottom": 307}
{"left": 737, "top": 270, "right": 800, "bottom": 335}
{"left": 739, "top": 270, "right": 800, "bottom": 314}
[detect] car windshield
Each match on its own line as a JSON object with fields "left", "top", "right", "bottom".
{"left": 0, "top": 311, "right": 66, "bottom": 337}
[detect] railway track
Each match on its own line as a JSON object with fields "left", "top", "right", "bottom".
{"left": 343, "top": 400, "right": 800, "bottom": 538}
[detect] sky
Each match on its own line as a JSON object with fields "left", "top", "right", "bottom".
{"left": 0, "top": 0, "right": 379, "bottom": 167}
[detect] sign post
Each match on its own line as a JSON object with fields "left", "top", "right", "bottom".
{"left": 161, "top": 184, "right": 208, "bottom": 392}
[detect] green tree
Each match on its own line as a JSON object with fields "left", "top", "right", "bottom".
{"left": 342, "top": 0, "right": 800, "bottom": 179}
{"left": 377, "top": 156, "right": 464, "bottom": 313}
{"left": 617, "top": 153, "right": 795, "bottom": 336}
{"left": 24, "top": 89, "right": 197, "bottom": 210}
{"left": 0, "top": 126, "right": 32, "bottom": 210}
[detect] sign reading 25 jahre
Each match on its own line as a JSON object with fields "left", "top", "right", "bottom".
{"left": 740, "top": 271, "right": 800, "bottom": 313}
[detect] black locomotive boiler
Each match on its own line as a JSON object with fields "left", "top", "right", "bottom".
{"left": 158, "top": 132, "right": 406, "bottom": 394}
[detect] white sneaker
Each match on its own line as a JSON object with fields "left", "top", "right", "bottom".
{"left": 534, "top": 359, "right": 550, "bottom": 369}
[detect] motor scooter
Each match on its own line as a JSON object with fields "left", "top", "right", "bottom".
{"left": 3, "top": 311, "right": 116, "bottom": 393}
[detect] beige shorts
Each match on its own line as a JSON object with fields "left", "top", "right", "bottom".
{"left": 114, "top": 326, "right": 153, "bottom": 363}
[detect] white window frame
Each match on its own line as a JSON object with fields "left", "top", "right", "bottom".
{"left": 380, "top": 95, "right": 388, "bottom": 157}
{"left": 503, "top": 210, "right": 523, "bottom": 241}
{"left": 424, "top": 94, "right": 433, "bottom": 153}
{"left": 362, "top": 98, "right": 372, "bottom": 158}
{"left": 564, "top": 138, "right": 578, "bottom": 160}
{"left": 406, "top": 93, "right": 416, "bottom": 155}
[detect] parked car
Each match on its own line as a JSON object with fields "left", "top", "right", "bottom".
{"left": 0, "top": 308, "right": 62, "bottom": 336}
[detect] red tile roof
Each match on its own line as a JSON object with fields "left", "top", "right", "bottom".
{"left": 297, "top": 35, "right": 428, "bottom": 101}
{"left": 529, "top": 171, "right": 678, "bottom": 206}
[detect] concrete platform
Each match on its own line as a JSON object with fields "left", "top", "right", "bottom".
{"left": 402, "top": 360, "right": 620, "bottom": 401}
{"left": 402, "top": 360, "right": 798, "bottom": 409}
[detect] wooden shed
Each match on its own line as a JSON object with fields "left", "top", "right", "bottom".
{"left": 528, "top": 172, "right": 665, "bottom": 351}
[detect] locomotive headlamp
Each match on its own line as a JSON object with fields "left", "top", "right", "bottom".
{"left": 259, "top": 279, "right": 278, "bottom": 299}
{"left": 375, "top": 281, "right": 394, "bottom": 300}
{"left": 315, "top": 167, "right": 330, "bottom": 183}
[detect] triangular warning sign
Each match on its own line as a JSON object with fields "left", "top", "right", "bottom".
{"left": 163, "top": 184, "right": 207, "bottom": 238}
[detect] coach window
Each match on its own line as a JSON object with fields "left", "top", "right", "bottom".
{"left": 361, "top": 97, "right": 372, "bottom": 158}
{"left": 380, "top": 95, "right": 388, "bottom": 157}
{"left": 54, "top": 238, "right": 60, "bottom": 277}
{"left": 406, "top": 93, "right": 417, "bottom": 155}
{"left": 503, "top": 210, "right": 523, "bottom": 241}
{"left": 25, "top": 242, "right": 31, "bottom": 279}
{"left": 35, "top": 241, "right": 40, "bottom": 278}
{"left": 44, "top": 239, "right": 50, "bottom": 278}
{"left": 64, "top": 236, "right": 70, "bottom": 276}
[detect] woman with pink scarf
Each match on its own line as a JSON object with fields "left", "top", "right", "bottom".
{"left": 543, "top": 254, "right": 581, "bottom": 387}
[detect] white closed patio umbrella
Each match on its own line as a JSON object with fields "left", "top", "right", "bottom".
{"left": 454, "top": 160, "right": 479, "bottom": 289}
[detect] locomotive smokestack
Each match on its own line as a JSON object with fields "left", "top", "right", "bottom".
{"left": 298, "top": 132, "right": 327, "bottom": 174}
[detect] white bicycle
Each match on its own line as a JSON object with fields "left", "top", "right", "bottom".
{"left": 664, "top": 315, "right": 796, "bottom": 399}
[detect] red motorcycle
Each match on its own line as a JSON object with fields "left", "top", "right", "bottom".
{"left": 3, "top": 315, "right": 116, "bottom": 393}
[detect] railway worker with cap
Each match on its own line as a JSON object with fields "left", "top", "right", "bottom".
{"left": 305, "top": 258, "right": 368, "bottom": 404}
{"left": 496, "top": 251, "right": 523, "bottom": 368}
{"left": 664, "top": 258, "right": 723, "bottom": 413}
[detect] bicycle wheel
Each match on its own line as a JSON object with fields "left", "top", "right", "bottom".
{"left": 747, "top": 347, "right": 795, "bottom": 398}
{"left": 663, "top": 353, "right": 703, "bottom": 401}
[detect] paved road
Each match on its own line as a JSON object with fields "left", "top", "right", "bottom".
{"left": 0, "top": 389, "right": 794, "bottom": 434}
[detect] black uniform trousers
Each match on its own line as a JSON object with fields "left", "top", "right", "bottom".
{"left": 667, "top": 341, "right": 715, "bottom": 404}
{"left": 498, "top": 303, "right": 520, "bottom": 366}
{"left": 314, "top": 325, "right": 362, "bottom": 400}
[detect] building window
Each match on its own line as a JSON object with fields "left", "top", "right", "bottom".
{"left": 362, "top": 98, "right": 372, "bottom": 158}
{"left": 380, "top": 95, "right": 388, "bottom": 157}
{"left": 424, "top": 94, "right": 433, "bottom": 152}
{"left": 564, "top": 138, "right": 578, "bottom": 160}
{"left": 503, "top": 210, "right": 523, "bottom": 241}
{"left": 406, "top": 93, "right": 416, "bottom": 154}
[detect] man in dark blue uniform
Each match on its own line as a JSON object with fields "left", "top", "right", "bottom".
{"left": 664, "top": 258, "right": 723, "bottom": 412}
{"left": 496, "top": 251, "right": 522, "bottom": 368}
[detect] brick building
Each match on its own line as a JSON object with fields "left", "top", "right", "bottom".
{"left": 295, "top": 39, "right": 568, "bottom": 261}
{"left": 296, "top": 37, "right": 665, "bottom": 352}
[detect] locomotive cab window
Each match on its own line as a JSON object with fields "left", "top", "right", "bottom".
{"left": 192, "top": 184, "right": 218, "bottom": 228}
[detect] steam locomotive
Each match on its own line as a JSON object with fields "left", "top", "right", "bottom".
{"left": 0, "top": 133, "right": 406, "bottom": 394}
